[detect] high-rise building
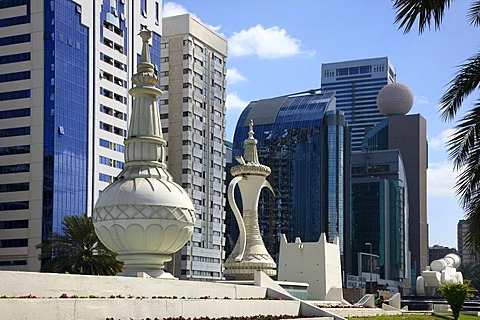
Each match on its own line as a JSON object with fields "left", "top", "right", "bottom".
{"left": 350, "top": 149, "right": 409, "bottom": 289}
{"left": 160, "top": 14, "right": 227, "bottom": 281}
{"left": 429, "top": 245, "right": 458, "bottom": 264}
{"left": 232, "top": 92, "right": 350, "bottom": 265}
{"left": 0, "top": 0, "right": 161, "bottom": 271}
{"left": 321, "top": 57, "right": 396, "bottom": 152}
{"left": 457, "top": 219, "right": 479, "bottom": 265}
{"left": 362, "top": 111, "right": 428, "bottom": 289}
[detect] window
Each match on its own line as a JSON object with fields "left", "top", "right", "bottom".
{"left": 0, "top": 52, "right": 30, "bottom": 65}
{"left": 194, "top": 86, "right": 203, "bottom": 94}
{"left": 155, "top": 1, "right": 159, "bottom": 22}
{"left": 0, "top": 126, "right": 30, "bottom": 138}
{"left": 182, "top": 168, "right": 191, "bottom": 174}
{"left": 99, "top": 138, "right": 110, "bottom": 148}
{"left": 0, "top": 220, "right": 28, "bottom": 229}
{"left": 193, "top": 156, "right": 202, "bottom": 164}
{"left": 99, "top": 173, "right": 111, "bottom": 183}
{"left": 193, "top": 142, "right": 202, "bottom": 150}
{"left": 99, "top": 156, "right": 110, "bottom": 166}
{"left": 0, "top": 34, "right": 30, "bottom": 46}
{"left": 0, "top": 201, "right": 29, "bottom": 211}
{"left": 194, "top": 43, "right": 203, "bottom": 52}
{"left": 194, "top": 72, "right": 203, "bottom": 80}
{"left": 0, "top": 182, "right": 29, "bottom": 193}
{"left": 183, "top": 39, "right": 192, "bottom": 46}
{"left": 0, "top": 145, "right": 29, "bottom": 156}
{"left": 0, "top": 108, "right": 30, "bottom": 119}
{"left": 160, "top": 42, "right": 168, "bottom": 49}
{"left": 160, "top": 57, "right": 169, "bottom": 63}
{"left": 182, "top": 154, "right": 191, "bottom": 160}
{"left": 140, "top": 0, "right": 147, "bottom": 16}
{"left": 0, "top": 71, "right": 30, "bottom": 83}
{"left": 182, "top": 140, "right": 191, "bottom": 145}
{"left": 194, "top": 58, "right": 203, "bottom": 66}
{"left": 183, "top": 54, "right": 191, "bottom": 60}
{"left": 183, "top": 68, "right": 191, "bottom": 75}
{"left": 0, "top": 89, "right": 30, "bottom": 101}
{"left": 160, "top": 71, "right": 169, "bottom": 77}
{"left": 0, "top": 239, "right": 27, "bottom": 248}
{"left": 0, "top": 164, "right": 29, "bottom": 174}
{"left": 160, "top": 113, "right": 168, "bottom": 119}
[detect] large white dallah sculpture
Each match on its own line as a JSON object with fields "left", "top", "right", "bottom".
{"left": 224, "top": 120, "right": 277, "bottom": 279}
{"left": 92, "top": 30, "right": 195, "bottom": 278}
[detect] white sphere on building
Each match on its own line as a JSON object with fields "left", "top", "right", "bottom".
{"left": 376, "top": 83, "right": 414, "bottom": 116}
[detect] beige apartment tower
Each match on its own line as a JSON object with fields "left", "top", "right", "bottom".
{"left": 161, "top": 14, "right": 228, "bottom": 280}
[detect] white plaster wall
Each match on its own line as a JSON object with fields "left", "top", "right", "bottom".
{"left": 278, "top": 234, "right": 343, "bottom": 301}
{"left": 0, "top": 299, "right": 301, "bottom": 320}
{"left": 0, "top": 271, "right": 266, "bottom": 299}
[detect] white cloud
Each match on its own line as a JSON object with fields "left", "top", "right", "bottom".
{"left": 428, "top": 162, "right": 458, "bottom": 197}
{"left": 162, "top": 2, "right": 221, "bottom": 33}
{"left": 228, "top": 24, "right": 314, "bottom": 59}
{"left": 428, "top": 128, "right": 455, "bottom": 150}
{"left": 162, "top": 2, "right": 189, "bottom": 17}
{"left": 226, "top": 92, "right": 249, "bottom": 111}
{"left": 227, "top": 68, "right": 247, "bottom": 85}
{"left": 415, "top": 96, "right": 429, "bottom": 105}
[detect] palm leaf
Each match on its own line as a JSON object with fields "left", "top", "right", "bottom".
{"left": 393, "top": 0, "right": 453, "bottom": 34}
{"left": 468, "top": 0, "right": 480, "bottom": 26}
{"left": 439, "top": 51, "right": 480, "bottom": 121}
{"left": 36, "top": 214, "right": 123, "bottom": 275}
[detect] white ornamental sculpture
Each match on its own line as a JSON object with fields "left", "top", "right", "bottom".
{"left": 93, "top": 30, "right": 195, "bottom": 278}
{"left": 224, "top": 120, "right": 276, "bottom": 279}
{"left": 416, "top": 253, "right": 463, "bottom": 296}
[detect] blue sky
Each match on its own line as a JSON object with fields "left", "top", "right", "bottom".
{"left": 163, "top": 1, "right": 478, "bottom": 248}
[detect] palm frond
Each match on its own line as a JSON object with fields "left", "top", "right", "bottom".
{"left": 439, "top": 51, "right": 480, "bottom": 121}
{"left": 447, "top": 101, "right": 480, "bottom": 205}
{"left": 463, "top": 198, "right": 480, "bottom": 253}
{"left": 393, "top": 0, "right": 453, "bottom": 34}
{"left": 36, "top": 214, "right": 123, "bottom": 275}
{"left": 468, "top": 0, "right": 480, "bottom": 26}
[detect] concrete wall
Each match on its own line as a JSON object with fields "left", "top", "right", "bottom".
{"left": 0, "top": 299, "right": 302, "bottom": 320}
{"left": 278, "top": 234, "right": 343, "bottom": 301}
{"left": 0, "top": 271, "right": 266, "bottom": 299}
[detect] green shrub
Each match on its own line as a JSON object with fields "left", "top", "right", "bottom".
{"left": 438, "top": 280, "right": 476, "bottom": 320}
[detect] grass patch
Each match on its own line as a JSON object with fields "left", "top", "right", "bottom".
{"left": 436, "top": 312, "right": 480, "bottom": 320}
{"left": 347, "top": 315, "right": 441, "bottom": 320}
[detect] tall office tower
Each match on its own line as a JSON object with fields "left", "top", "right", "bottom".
{"left": 321, "top": 57, "right": 396, "bottom": 152}
{"left": 457, "top": 220, "right": 479, "bottom": 265}
{"left": 160, "top": 14, "right": 227, "bottom": 281}
{"left": 351, "top": 149, "right": 409, "bottom": 291}
{"left": 361, "top": 82, "right": 428, "bottom": 290}
{"left": 232, "top": 92, "right": 350, "bottom": 266}
{"left": 0, "top": 0, "right": 161, "bottom": 271}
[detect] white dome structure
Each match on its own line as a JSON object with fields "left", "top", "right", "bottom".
{"left": 93, "top": 30, "right": 195, "bottom": 278}
{"left": 376, "top": 83, "right": 414, "bottom": 116}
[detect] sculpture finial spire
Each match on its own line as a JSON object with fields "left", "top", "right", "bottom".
{"left": 243, "top": 119, "right": 259, "bottom": 164}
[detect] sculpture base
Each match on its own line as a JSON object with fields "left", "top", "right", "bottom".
{"left": 116, "top": 270, "right": 176, "bottom": 279}
{"left": 224, "top": 261, "right": 276, "bottom": 280}
{"left": 117, "top": 253, "right": 174, "bottom": 279}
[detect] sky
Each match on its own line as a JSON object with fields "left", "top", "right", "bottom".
{"left": 162, "top": 0, "right": 479, "bottom": 249}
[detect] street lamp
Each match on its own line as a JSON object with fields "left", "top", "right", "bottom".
{"left": 365, "top": 242, "right": 373, "bottom": 294}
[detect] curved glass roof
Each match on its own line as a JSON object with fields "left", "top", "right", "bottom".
{"left": 233, "top": 92, "right": 335, "bottom": 151}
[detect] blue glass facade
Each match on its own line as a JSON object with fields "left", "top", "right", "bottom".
{"left": 43, "top": 0, "right": 89, "bottom": 238}
{"left": 232, "top": 93, "right": 349, "bottom": 261}
{"left": 351, "top": 149, "right": 408, "bottom": 283}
